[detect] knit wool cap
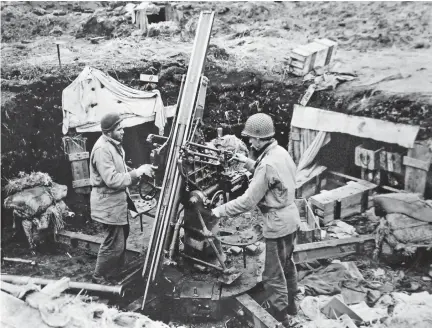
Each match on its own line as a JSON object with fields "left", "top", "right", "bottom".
{"left": 101, "top": 112, "right": 122, "bottom": 132}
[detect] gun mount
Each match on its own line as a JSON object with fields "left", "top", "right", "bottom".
{"left": 138, "top": 12, "right": 270, "bottom": 324}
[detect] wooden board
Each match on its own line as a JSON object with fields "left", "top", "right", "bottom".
{"left": 58, "top": 230, "right": 141, "bottom": 262}
{"left": 63, "top": 137, "right": 91, "bottom": 194}
{"left": 291, "top": 126, "right": 301, "bottom": 165}
{"left": 404, "top": 142, "right": 432, "bottom": 195}
{"left": 233, "top": 294, "right": 280, "bottom": 328}
{"left": 295, "top": 199, "right": 321, "bottom": 244}
{"left": 293, "top": 235, "right": 375, "bottom": 264}
{"left": 140, "top": 74, "right": 159, "bottom": 83}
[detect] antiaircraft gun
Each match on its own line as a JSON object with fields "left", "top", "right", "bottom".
{"left": 138, "top": 11, "right": 269, "bottom": 323}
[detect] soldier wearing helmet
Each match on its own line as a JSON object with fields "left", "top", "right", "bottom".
{"left": 90, "top": 112, "right": 156, "bottom": 284}
{"left": 212, "top": 113, "right": 301, "bottom": 327}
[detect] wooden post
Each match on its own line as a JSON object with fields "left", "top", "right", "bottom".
{"left": 404, "top": 142, "right": 432, "bottom": 195}
{"left": 291, "top": 126, "right": 301, "bottom": 165}
{"left": 135, "top": 9, "right": 148, "bottom": 33}
{"left": 62, "top": 136, "right": 91, "bottom": 194}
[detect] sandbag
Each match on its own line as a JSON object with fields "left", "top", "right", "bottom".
{"left": 210, "top": 134, "right": 249, "bottom": 171}
{"left": 211, "top": 134, "right": 249, "bottom": 156}
{"left": 4, "top": 183, "right": 68, "bottom": 219}
{"left": 375, "top": 213, "right": 432, "bottom": 258}
{"left": 4, "top": 172, "right": 53, "bottom": 196}
{"left": 374, "top": 193, "right": 432, "bottom": 223}
{"left": 39, "top": 201, "right": 71, "bottom": 232}
{"left": 387, "top": 213, "right": 432, "bottom": 245}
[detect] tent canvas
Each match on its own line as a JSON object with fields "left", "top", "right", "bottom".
{"left": 61, "top": 66, "right": 175, "bottom": 135}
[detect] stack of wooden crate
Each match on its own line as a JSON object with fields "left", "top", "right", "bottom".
{"left": 288, "top": 38, "right": 338, "bottom": 76}
{"left": 309, "top": 180, "right": 376, "bottom": 225}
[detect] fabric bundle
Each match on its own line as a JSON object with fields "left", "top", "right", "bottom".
{"left": 4, "top": 172, "right": 73, "bottom": 250}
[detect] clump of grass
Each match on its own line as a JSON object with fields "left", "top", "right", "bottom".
{"left": 4, "top": 171, "right": 53, "bottom": 196}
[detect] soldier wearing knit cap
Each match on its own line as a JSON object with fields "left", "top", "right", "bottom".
{"left": 90, "top": 112, "right": 155, "bottom": 284}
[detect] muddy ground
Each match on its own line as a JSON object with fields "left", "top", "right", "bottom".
{"left": 1, "top": 1, "right": 432, "bottom": 326}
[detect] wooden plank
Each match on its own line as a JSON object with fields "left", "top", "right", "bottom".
{"left": 326, "top": 170, "right": 405, "bottom": 193}
{"left": 289, "top": 58, "right": 305, "bottom": 69}
{"left": 289, "top": 66, "right": 307, "bottom": 77}
{"left": 140, "top": 74, "right": 159, "bottom": 83}
{"left": 292, "top": 105, "right": 420, "bottom": 149}
{"left": 404, "top": 142, "right": 432, "bottom": 195}
{"left": 299, "top": 85, "right": 316, "bottom": 107}
{"left": 58, "top": 230, "right": 141, "bottom": 260}
{"left": 379, "top": 151, "right": 388, "bottom": 172}
{"left": 290, "top": 132, "right": 301, "bottom": 141}
{"left": 403, "top": 156, "right": 430, "bottom": 171}
{"left": 293, "top": 235, "right": 375, "bottom": 263}
{"left": 72, "top": 178, "right": 91, "bottom": 188}
{"left": 299, "top": 129, "right": 304, "bottom": 159}
{"left": 68, "top": 152, "right": 89, "bottom": 161}
{"left": 292, "top": 127, "right": 301, "bottom": 165}
{"left": 289, "top": 52, "right": 307, "bottom": 62}
{"left": 26, "top": 277, "right": 70, "bottom": 309}
{"left": 234, "top": 293, "right": 280, "bottom": 328}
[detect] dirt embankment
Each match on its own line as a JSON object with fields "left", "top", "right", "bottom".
{"left": 2, "top": 1, "right": 432, "bottom": 225}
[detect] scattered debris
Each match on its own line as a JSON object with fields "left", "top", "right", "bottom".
{"left": 1, "top": 276, "right": 169, "bottom": 328}
{"left": 327, "top": 220, "right": 358, "bottom": 239}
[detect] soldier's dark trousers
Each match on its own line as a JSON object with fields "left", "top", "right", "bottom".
{"left": 93, "top": 223, "right": 129, "bottom": 278}
{"left": 262, "top": 231, "right": 298, "bottom": 316}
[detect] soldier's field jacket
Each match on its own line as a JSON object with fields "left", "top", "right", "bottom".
{"left": 90, "top": 135, "right": 139, "bottom": 225}
{"left": 214, "top": 140, "right": 300, "bottom": 239}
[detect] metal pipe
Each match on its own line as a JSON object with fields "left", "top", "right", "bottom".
{"left": 1, "top": 275, "right": 124, "bottom": 296}
{"left": 168, "top": 207, "right": 185, "bottom": 260}
{"left": 179, "top": 253, "right": 224, "bottom": 272}
{"left": 203, "top": 184, "right": 221, "bottom": 197}
{"left": 196, "top": 209, "right": 227, "bottom": 270}
{"left": 2, "top": 257, "right": 36, "bottom": 265}
{"left": 187, "top": 142, "right": 232, "bottom": 155}
{"left": 184, "top": 150, "right": 219, "bottom": 161}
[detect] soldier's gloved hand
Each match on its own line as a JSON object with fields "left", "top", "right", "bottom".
{"left": 230, "top": 152, "right": 248, "bottom": 163}
{"left": 211, "top": 207, "right": 221, "bottom": 218}
{"left": 137, "top": 164, "right": 157, "bottom": 178}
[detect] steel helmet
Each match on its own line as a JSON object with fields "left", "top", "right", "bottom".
{"left": 241, "top": 113, "right": 275, "bottom": 138}
{"left": 101, "top": 112, "right": 122, "bottom": 132}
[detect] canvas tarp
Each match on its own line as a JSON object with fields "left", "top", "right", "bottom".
{"left": 61, "top": 66, "right": 175, "bottom": 135}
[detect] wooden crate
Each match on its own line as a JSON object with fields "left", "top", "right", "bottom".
{"left": 355, "top": 144, "right": 383, "bottom": 170}
{"left": 62, "top": 136, "right": 91, "bottom": 194}
{"left": 289, "top": 38, "right": 338, "bottom": 76}
{"left": 296, "top": 174, "right": 321, "bottom": 199}
{"left": 295, "top": 199, "right": 321, "bottom": 244}
{"left": 309, "top": 180, "right": 375, "bottom": 225}
{"left": 403, "top": 142, "right": 432, "bottom": 196}
{"left": 379, "top": 150, "right": 403, "bottom": 173}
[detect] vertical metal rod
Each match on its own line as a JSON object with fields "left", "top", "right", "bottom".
{"left": 56, "top": 44, "right": 62, "bottom": 68}
{"left": 242, "top": 246, "right": 247, "bottom": 268}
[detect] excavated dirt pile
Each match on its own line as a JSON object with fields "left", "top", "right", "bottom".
{"left": 2, "top": 1, "right": 432, "bottom": 226}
